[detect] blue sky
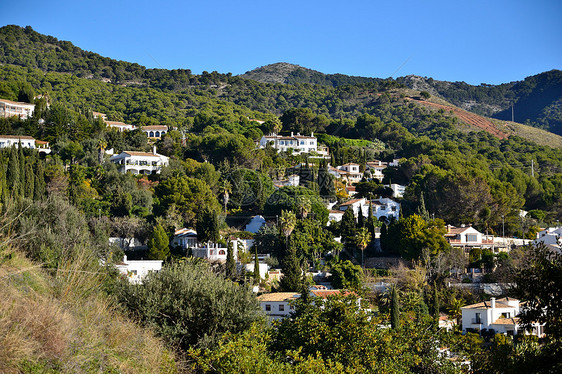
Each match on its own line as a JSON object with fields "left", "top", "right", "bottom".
{"left": 1, "top": 0, "right": 560, "bottom": 85}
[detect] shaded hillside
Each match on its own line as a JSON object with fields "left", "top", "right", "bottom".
{"left": 397, "top": 71, "right": 562, "bottom": 136}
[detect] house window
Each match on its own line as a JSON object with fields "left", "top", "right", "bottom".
{"left": 279, "top": 304, "right": 285, "bottom": 311}
{"left": 265, "top": 304, "right": 271, "bottom": 311}
{"left": 474, "top": 313, "right": 482, "bottom": 324}
{"left": 218, "top": 249, "right": 226, "bottom": 255}
{"left": 391, "top": 206, "right": 397, "bottom": 212}
{"left": 501, "top": 312, "right": 511, "bottom": 318}
{"left": 466, "top": 234, "right": 477, "bottom": 242}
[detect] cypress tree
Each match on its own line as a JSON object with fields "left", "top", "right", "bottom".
{"left": 357, "top": 209, "right": 364, "bottom": 228}
{"left": 280, "top": 238, "right": 301, "bottom": 291}
{"left": 391, "top": 286, "right": 400, "bottom": 329}
{"left": 340, "top": 208, "right": 357, "bottom": 251}
{"left": 34, "top": 161, "right": 46, "bottom": 200}
{"left": 17, "top": 143, "right": 25, "bottom": 198}
{"left": 6, "top": 146, "right": 20, "bottom": 197}
{"left": 24, "top": 160, "right": 35, "bottom": 199}
{"left": 225, "top": 240, "right": 236, "bottom": 279}
{"left": 253, "top": 245, "right": 260, "bottom": 283}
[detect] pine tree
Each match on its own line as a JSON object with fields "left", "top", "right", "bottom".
{"left": 391, "top": 286, "right": 400, "bottom": 329}
{"left": 226, "top": 240, "right": 236, "bottom": 279}
{"left": 148, "top": 224, "right": 170, "bottom": 260}
{"left": 280, "top": 238, "right": 301, "bottom": 292}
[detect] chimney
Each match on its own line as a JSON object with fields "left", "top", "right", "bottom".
{"left": 291, "top": 131, "right": 294, "bottom": 137}
{"left": 153, "top": 145, "right": 157, "bottom": 154}
{"left": 123, "top": 255, "right": 128, "bottom": 263}
{"left": 311, "top": 132, "right": 314, "bottom": 137}
{"left": 490, "top": 297, "right": 496, "bottom": 309}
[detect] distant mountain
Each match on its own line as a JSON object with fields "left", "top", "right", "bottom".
{"left": 1, "top": 24, "right": 561, "bottom": 139}
{"left": 396, "top": 71, "right": 562, "bottom": 136}
{"left": 242, "top": 63, "right": 562, "bottom": 136}
{"left": 239, "top": 62, "right": 385, "bottom": 87}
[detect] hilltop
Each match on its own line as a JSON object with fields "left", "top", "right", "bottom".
{"left": 0, "top": 24, "right": 561, "bottom": 146}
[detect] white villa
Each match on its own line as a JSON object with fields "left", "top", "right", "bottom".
{"left": 337, "top": 197, "right": 400, "bottom": 222}
{"left": 106, "top": 120, "right": 137, "bottom": 132}
{"left": 258, "top": 292, "right": 300, "bottom": 321}
{"left": 259, "top": 132, "right": 321, "bottom": 155}
{"left": 533, "top": 227, "right": 562, "bottom": 252}
{"left": 0, "top": 99, "right": 35, "bottom": 119}
{"left": 115, "top": 255, "right": 163, "bottom": 284}
{"left": 461, "top": 297, "right": 544, "bottom": 337}
{"left": 0, "top": 135, "right": 51, "bottom": 154}
{"left": 335, "top": 163, "right": 364, "bottom": 184}
{"left": 386, "top": 183, "right": 406, "bottom": 198}
{"left": 109, "top": 147, "right": 169, "bottom": 174}
{"left": 142, "top": 125, "right": 168, "bottom": 139}
{"left": 444, "top": 226, "right": 494, "bottom": 251}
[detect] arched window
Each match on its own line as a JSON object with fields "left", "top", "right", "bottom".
{"left": 149, "top": 131, "right": 154, "bottom": 137}
{"left": 218, "top": 249, "right": 226, "bottom": 255}
{"left": 155, "top": 131, "right": 160, "bottom": 137}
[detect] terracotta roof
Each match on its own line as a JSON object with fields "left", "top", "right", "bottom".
{"left": 462, "top": 300, "right": 515, "bottom": 310}
{"left": 123, "top": 151, "right": 161, "bottom": 157}
{"left": 106, "top": 121, "right": 134, "bottom": 127}
{"left": 310, "top": 290, "right": 354, "bottom": 298}
{"left": 340, "top": 198, "right": 365, "bottom": 206}
{"left": 142, "top": 125, "right": 168, "bottom": 130}
{"left": 258, "top": 292, "right": 299, "bottom": 302}
{"left": 0, "top": 99, "right": 34, "bottom": 106}
{"left": 330, "top": 210, "right": 344, "bottom": 214}
{"left": 492, "top": 317, "right": 519, "bottom": 325}
{"left": 445, "top": 226, "right": 475, "bottom": 235}
{"left": 0, "top": 135, "right": 35, "bottom": 140}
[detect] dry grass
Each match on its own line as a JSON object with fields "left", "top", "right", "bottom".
{"left": 0, "top": 243, "right": 182, "bottom": 373}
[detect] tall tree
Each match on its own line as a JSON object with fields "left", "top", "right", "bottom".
{"left": 340, "top": 208, "right": 356, "bottom": 252}
{"left": 196, "top": 206, "right": 220, "bottom": 244}
{"left": 225, "top": 240, "right": 236, "bottom": 280}
{"left": 253, "top": 245, "right": 260, "bottom": 283}
{"left": 279, "top": 210, "right": 296, "bottom": 251}
{"left": 356, "top": 227, "right": 371, "bottom": 268}
{"left": 280, "top": 239, "right": 301, "bottom": 292}
{"left": 148, "top": 223, "right": 170, "bottom": 260}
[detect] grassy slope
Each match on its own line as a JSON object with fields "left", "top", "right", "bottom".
{"left": 0, "top": 242, "right": 180, "bottom": 373}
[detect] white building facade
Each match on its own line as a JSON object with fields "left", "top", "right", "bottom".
{"left": 115, "top": 255, "right": 163, "bottom": 284}
{"left": 259, "top": 132, "right": 319, "bottom": 155}
{"left": 461, "top": 297, "right": 544, "bottom": 337}
{"left": 109, "top": 149, "right": 169, "bottom": 174}
{"left": 0, "top": 99, "right": 35, "bottom": 119}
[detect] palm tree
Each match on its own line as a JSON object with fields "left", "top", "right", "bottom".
{"left": 279, "top": 210, "right": 297, "bottom": 249}
{"left": 296, "top": 196, "right": 312, "bottom": 219}
{"left": 219, "top": 179, "right": 232, "bottom": 214}
{"left": 356, "top": 227, "right": 371, "bottom": 269}
{"left": 98, "top": 138, "right": 107, "bottom": 164}
{"left": 447, "top": 297, "right": 465, "bottom": 326}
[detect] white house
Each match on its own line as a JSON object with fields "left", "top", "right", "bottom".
{"left": 0, "top": 135, "right": 51, "bottom": 154}
{"left": 444, "top": 226, "right": 493, "bottom": 250}
{"left": 258, "top": 292, "right": 300, "bottom": 321}
{"left": 92, "top": 111, "right": 107, "bottom": 121}
{"left": 0, "top": 99, "right": 35, "bottom": 119}
{"left": 259, "top": 132, "right": 320, "bottom": 155}
{"left": 371, "top": 197, "right": 400, "bottom": 221}
{"left": 336, "top": 163, "right": 363, "bottom": 184}
{"left": 114, "top": 255, "right": 163, "bottom": 284}
{"left": 338, "top": 198, "right": 367, "bottom": 217}
{"left": 109, "top": 147, "right": 169, "bottom": 174}
{"left": 142, "top": 125, "right": 168, "bottom": 139}
{"left": 172, "top": 228, "right": 199, "bottom": 249}
{"left": 533, "top": 227, "right": 562, "bottom": 252}
{"left": 461, "top": 297, "right": 544, "bottom": 337}
{"left": 172, "top": 228, "right": 250, "bottom": 263}
{"left": 338, "top": 197, "right": 400, "bottom": 222}
{"left": 106, "top": 120, "right": 137, "bottom": 132}
{"left": 328, "top": 210, "right": 344, "bottom": 224}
